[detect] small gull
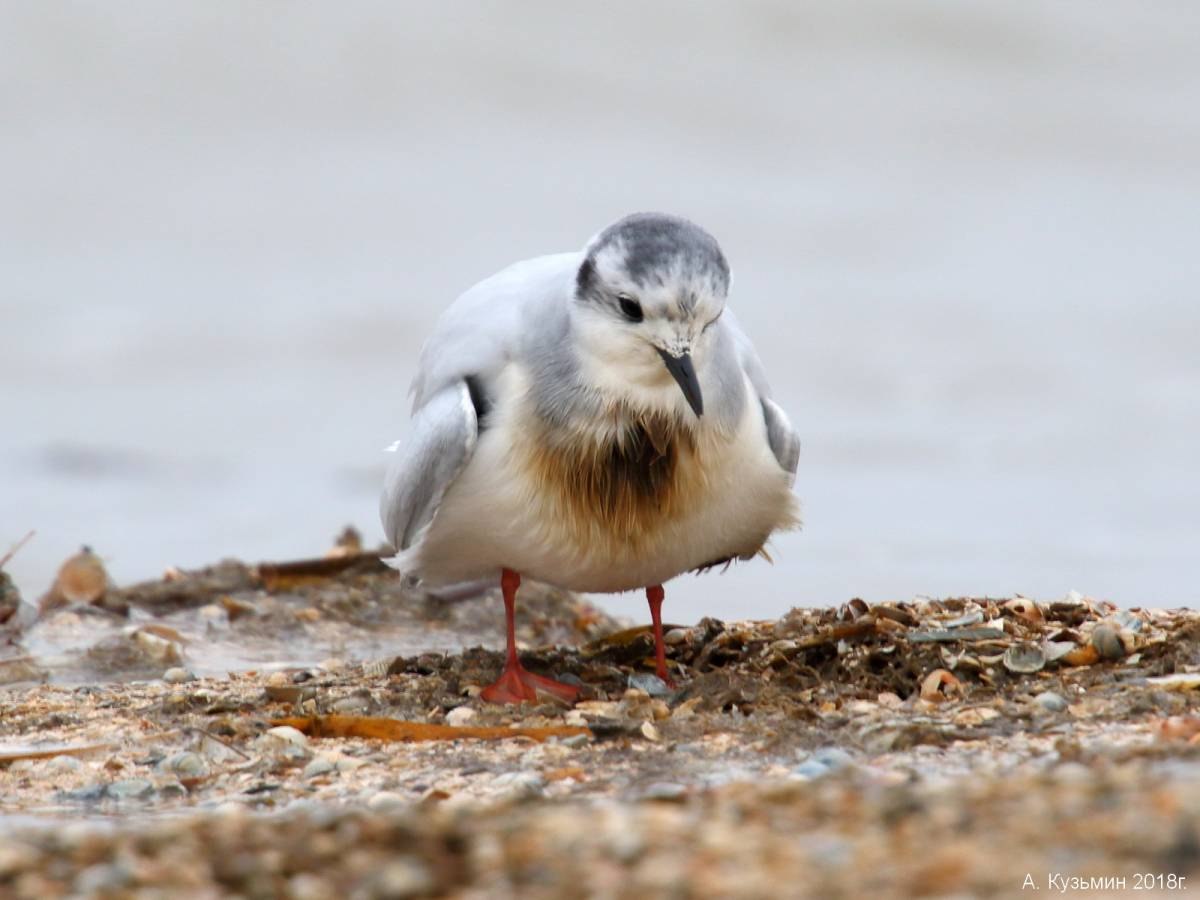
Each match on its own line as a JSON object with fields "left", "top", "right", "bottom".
{"left": 381, "top": 212, "right": 800, "bottom": 703}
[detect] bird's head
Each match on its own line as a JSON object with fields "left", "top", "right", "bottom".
{"left": 571, "top": 212, "right": 730, "bottom": 419}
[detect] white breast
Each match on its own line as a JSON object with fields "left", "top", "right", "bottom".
{"left": 396, "top": 364, "right": 799, "bottom": 594}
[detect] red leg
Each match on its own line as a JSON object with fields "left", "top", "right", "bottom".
{"left": 646, "top": 584, "right": 675, "bottom": 687}
{"left": 480, "top": 569, "right": 580, "bottom": 705}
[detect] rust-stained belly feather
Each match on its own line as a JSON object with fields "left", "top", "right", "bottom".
{"left": 520, "top": 408, "right": 704, "bottom": 553}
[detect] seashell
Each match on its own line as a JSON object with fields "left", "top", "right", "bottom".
{"left": 1062, "top": 644, "right": 1100, "bottom": 667}
{"left": 1111, "top": 610, "right": 1144, "bottom": 633}
{"left": 1090, "top": 624, "right": 1126, "bottom": 661}
{"left": 920, "top": 668, "right": 961, "bottom": 702}
{"left": 1003, "top": 642, "right": 1045, "bottom": 674}
{"left": 943, "top": 610, "right": 984, "bottom": 629}
{"left": 839, "top": 598, "right": 869, "bottom": 621}
{"left": 1042, "top": 640, "right": 1076, "bottom": 663}
{"left": 360, "top": 658, "right": 391, "bottom": 678}
{"left": 1004, "top": 597, "right": 1044, "bottom": 624}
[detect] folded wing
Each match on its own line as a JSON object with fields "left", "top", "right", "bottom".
{"left": 380, "top": 381, "right": 479, "bottom": 552}
{"left": 720, "top": 308, "right": 801, "bottom": 482}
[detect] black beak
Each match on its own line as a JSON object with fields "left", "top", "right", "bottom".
{"left": 656, "top": 348, "right": 704, "bottom": 417}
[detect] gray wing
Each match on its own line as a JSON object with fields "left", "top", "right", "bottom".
{"left": 720, "top": 308, "right": 801, "bottom": 482}
{"left": 383, "top": 252, "right": 578, "bottom": 551}
{"left": 760, "top": 396, "right": 800, "bottom": 482}
{"left": 409, "top": 252, "right": 579, "bottom": 411}
{"left": 380, "top": 381, "right": 478, "bottom": 552}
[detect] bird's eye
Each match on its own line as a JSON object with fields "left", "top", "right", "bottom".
{"left": 617, "top": 295, "right": 643, "bottom": 322}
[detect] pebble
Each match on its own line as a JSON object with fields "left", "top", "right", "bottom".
{"left": 561, "top": 733, "right": 591, "bottom": 749}
{"left": 200, "top": 734, "right": 242, "bottom": 763}
{"left": 288, "top": 873, "right": 334, "bottom": 900}
{"left": 490, "top": 772, "right": 545, "bottom": 801}
{"left": 640, "top": 782, "right": 686, "bottom": 801}
{"left": 163, "top": 667, "right": 195, "bottom": 684}
{"left": 303, "top": 758, "right": 336, "bottom": 779}
{"left": 158, "top": 781, "right": 188, "bottom": 799}
{"left": 663, "top": 628, "right": 689, "bottom": 645}
{"left": 627, "top": 673, "right": 671, "bottom": 697}
{"left": 75, "top": 862, "right": 133, "bottom": 894}
{"left": 331, "top": 696, "right": 370, "bottom": 714}
{"left": 107, "top": 778, "right": 155, "bottom": 800}
{"left": 254, "top": 725, "right": 310, "bottom": 759}
{"left": 445, "top": 706, "right": 477, "bottom": 726}
{"left": 794, "top": 746, "right": 854, "bottom": 779}
{"left": 198, "top": 603, "right": 224, "bottom": 621}
{"left": 1091, "top": 624, "right": 1126, "bottom": 661}
{"left": 160, "top": 752, "right": 208, "bottom": 777}
{"left": 953, "top": 707, "right": 1000, "bottom": 727}
{"left": 367, "top": 790, "right": 406, "bottom": 812}
{"left": 1033, "top": 691, "right": 1069, "bottom": 712}
{"left": 133, "top": 629, "right": 183, "bottom": 665}
{"left": 369, "top": 858, "right": 434, "bottom": 898}
{"left": 265, "top": 725, "right": 308, "bottom": 748}
{"left": 63, "top": 784, "right": 107, "bottom": 803}
{"left": 336, "top": 757, "right": 366, "bottom": 774}
{"left": 47, "top": 754, "right": 83, "bottom": 773}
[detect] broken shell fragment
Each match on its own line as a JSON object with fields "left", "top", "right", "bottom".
{"left": 920, "top": 668, "right": 961, "bottom": 702}
{"left": 839, "top": 598, "right": 869, "bottom": 621}
{"left": 1003, "top": 642, "right": 1046, "bottom": 674}
{"left": 1062, "top": 644, "right": 1100, "bottom": 667}
{"left": 871, "top": 604, "right": 917, "bottom": 627}
{"left": 942, "top": 609, "right": 984, "bottom": 629}
{"left": 1041, "top": 640, "right": 1075, "bottom": 663}
{"left": 1146, "top": 674, "right": 1200, "bottom": 692}
{"left": 1004, "top": 597, "right": 1044, "bottom": 624}
{"left": 1111, "top": 610, "right": 1144, "bottom": 633}
{"left": 909, "top": 626, "right": 1005, "bottom": 643}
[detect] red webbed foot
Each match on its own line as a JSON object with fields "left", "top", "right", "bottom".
{"left": 480, "top": 568, "right": 580, "bottom": 706}
{"left": 481, "top": 663, "right": 580, "bottom": 705}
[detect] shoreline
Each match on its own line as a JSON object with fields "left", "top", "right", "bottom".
{"left": 3, "top": 555, "right": 1200, "bottom": 896}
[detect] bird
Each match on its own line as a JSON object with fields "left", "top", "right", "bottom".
{"left": 381, "top": 212, "right": 800, "bottom": 704}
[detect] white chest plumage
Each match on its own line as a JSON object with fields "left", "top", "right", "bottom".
{"left": 401, "top": 363, "right": 799, "bottom": 594}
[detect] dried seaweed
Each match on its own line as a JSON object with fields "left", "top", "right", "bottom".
{"left": 272, "top": 714, "right": 590, "bottom": 743}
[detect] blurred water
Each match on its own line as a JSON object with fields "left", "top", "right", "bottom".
{"left": 2, "top": 2, "right": 1198, "bottom": 621}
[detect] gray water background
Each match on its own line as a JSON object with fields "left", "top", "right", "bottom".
{"left": 3, "top": 3, "right": 1198, "bottom": 622}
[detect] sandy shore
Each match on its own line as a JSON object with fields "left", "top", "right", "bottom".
{"left": 3, "top": 556, "right": 1200, "bottom": 897}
